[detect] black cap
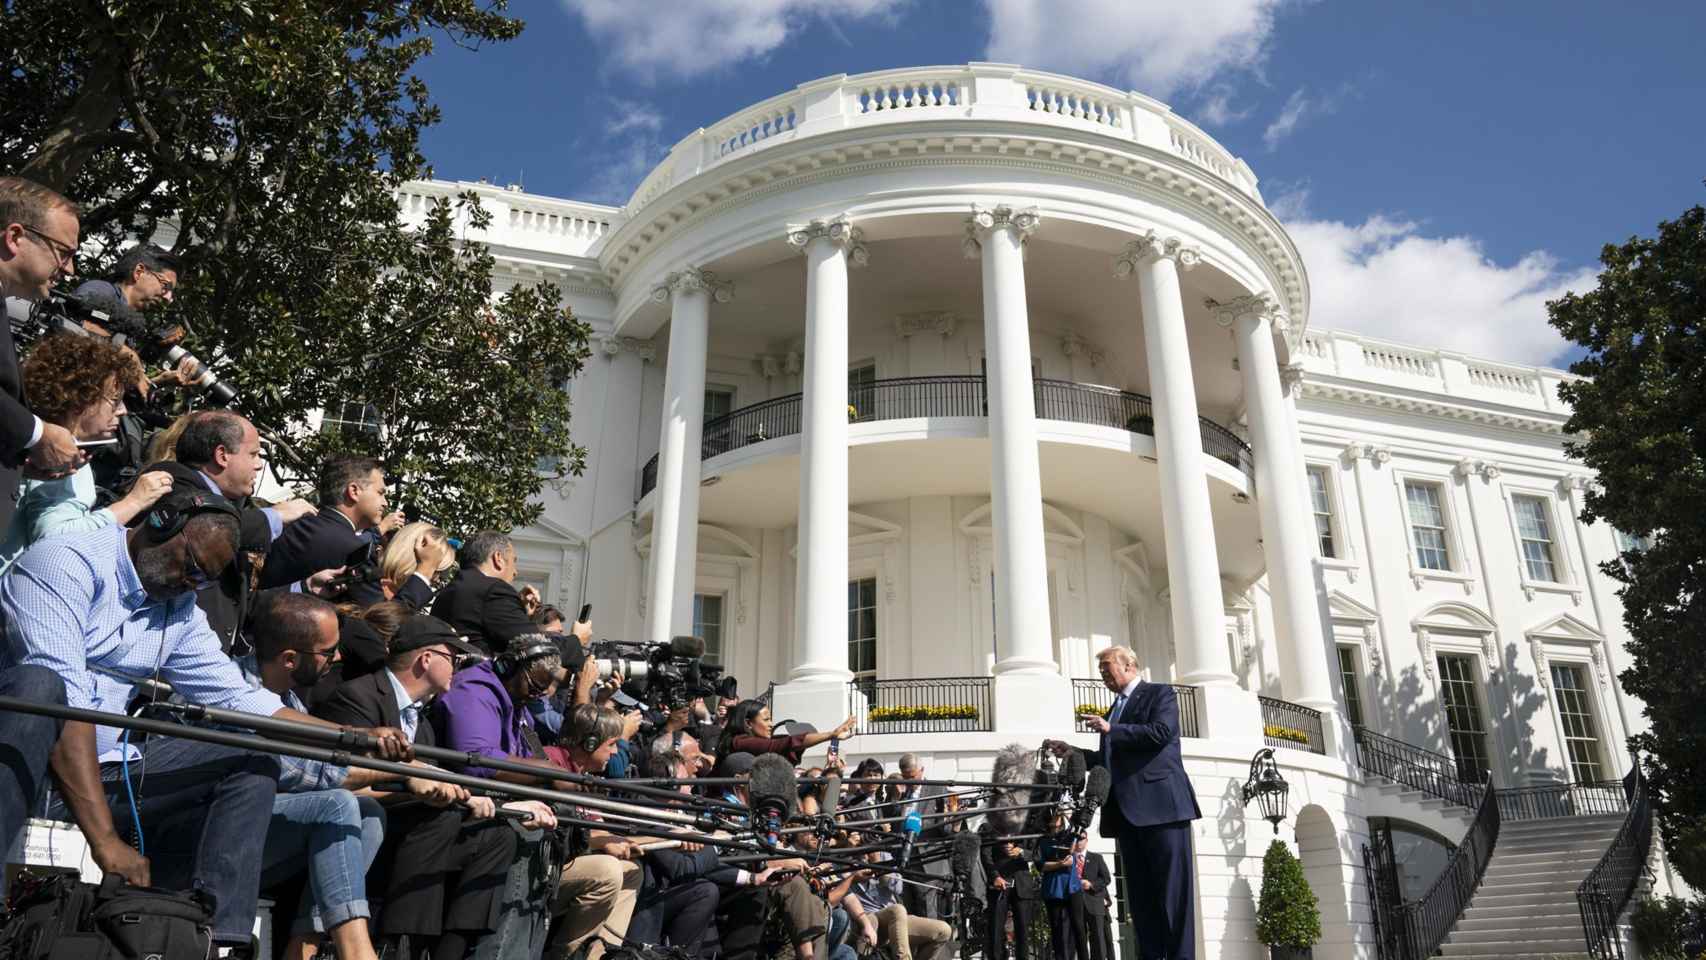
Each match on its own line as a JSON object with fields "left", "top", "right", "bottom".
{"left": 390, "top": 615, "right": 483, "bottom": 659}
{"left": 714, "top": 751, "right": 757, "bottom": 778}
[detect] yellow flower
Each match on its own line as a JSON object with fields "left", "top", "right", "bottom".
{"left": 869, "top": 704, "right": 979, "bottom": 722}
{"left": 1263, "top": 724, "right": 1310, "bottom": 744}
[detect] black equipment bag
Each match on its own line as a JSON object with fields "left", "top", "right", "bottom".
{"left": 0, "top": 872, "right": 215, "bottom": 960}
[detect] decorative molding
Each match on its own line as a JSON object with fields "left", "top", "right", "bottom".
{"left": 962, "top": 204, "right": 1041, "bottom": 258}
{"left": 1112, "top": 230, "right": 1203, "bottom": 277}
{"left": 1418, "top": 627, "right": 1434, "bottom": 679}
{"left": 1205, "top": 294, "right": 1280, "bottom": 329}
{"left": 1560, "top": 474, "right": 1594, "bottom": 496}
{"left": 1060, "top": 331, "right": 1105, "bottom": 367}
{"left": 1342, "top": 441, "right": 1392, "bottom": 466}
{"left": 1363, "top": 626, "right": 1383, "bottom": 673}
{"left": 786, "top": 215, "right": 869, "bottom": 267}
{"left": 1278, "top": 363, "right": 1304, "bottom": 395}
{"left": 895, "top": 311, "right": 959, "bottom": 339}
{"left": 1302, "top": 379, "right": 1568, "bottom": 436}
{"left": 597, "top": 335, "right": 657, "bottom": 362}
{"left": 759, "top": 355, "right": 784, "bottom": 378}
{"left": 1454, "top": 458, "right": 1502, "bottom": 482}
{"left": 1531, "top": 637, "right": 1550, "bottom": 690}
{"left": 650, "top": 267, "right": 734, "bottom": 304}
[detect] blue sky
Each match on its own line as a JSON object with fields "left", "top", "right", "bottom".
{"left": 412, "top": 1, "right": 1705, "bottom": 366}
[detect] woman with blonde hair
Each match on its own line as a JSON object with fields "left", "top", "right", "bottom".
{"left": 0, "top": 336, "right": 174, "bottom": 573}
{"left": 379, "top": 520, "right": 455, "bottom": 610}
{"left": 143, "top": 411, "right": 193, "bottom": 463}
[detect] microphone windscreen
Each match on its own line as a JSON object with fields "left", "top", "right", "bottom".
{"left": 748, "top": 753, "right": 799, "bottom": 818}
{"left": 669, "top": 634, "right": 707, "bottom": 659}
{"left": 1084, "top": 766, "right": 1112, "bottom": 811}
{"left": 951, "top": 829, "right": 984, "bottom": 891}
{"left": 1063, "top": 748, "right": 1086, "bottom": 793}
{"left": 902, "top": 810, "right": 922, "bottom": 836}
{"left": 821, "top": 774, "right": 842, "bottom": 820}
{"left": 989, "top": 742, "right": 1037, "bottom": 834}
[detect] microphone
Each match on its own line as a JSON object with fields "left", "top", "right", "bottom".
{"left": 748, "top": 753, "right": 797, "bottom": 848}
{"left": 821, "top": 773, "right": 842, "bottom": 819}
{"left": 1062, "top": 748, "right": 1087, "bottom": 794}
{"left": 1073, "top": 766, "right": 1112, "bottom": 833}
{"left": 670, "top": 635, "right": 707, "bottom": 659}
{"left": 898, "top": 809, "right": 923, "bottom": 867}
{"left": 950, "top": 828, "right": 984, "bottom": 895}
{"left": 989, "top": 743, "right": 1038, "bottom": 835}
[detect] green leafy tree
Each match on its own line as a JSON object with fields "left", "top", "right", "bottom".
{"left": 1548, "top": 200, "right": 1706, "bottom": 887}
{"left": 0, "top": 0, "right": 590, "bottom": 531}
{"left": 1256, "top": 839, "right": 1320, "bottom": 950}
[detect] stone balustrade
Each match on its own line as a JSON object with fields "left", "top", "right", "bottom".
{"left": 1297, "top": 329, "right": 1575, "bottom": 414}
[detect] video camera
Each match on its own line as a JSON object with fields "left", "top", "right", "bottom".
{"left": 4, "top": 289, "right": 238, "bottom": 405}
{"left": 318, "top": 540, "right": 381, "bottom": 597}
{"left": 587, "top": 635, "right": 731, "bottom": 714}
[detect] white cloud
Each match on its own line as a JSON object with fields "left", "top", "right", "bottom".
{"left": 1264, "top": 180, "right": 1311, "bottom": 220}
{"left": 983, "top": 0, "right": 1287, "bottom": 98}
{"left": 581, "top": 99, "right": 671, "bottom": 205}
{"left": 1195, "top": 87, "right": 1252, "bottom": 127}
{"left": 1262, "top": 82, "right": 1355, "bottom": 149}
{"left": 561, "top": 0, "right": 905, "bottom": 81}
{"left": 1284, "top": 214, "right": 1598, "bottom": 366}
{"left": 604, "top": 100, "right": 665, "bottom": 137}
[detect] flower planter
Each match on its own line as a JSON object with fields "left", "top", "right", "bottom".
{"left": 1269, "top": 947, "right": 1311, "bottom": 960}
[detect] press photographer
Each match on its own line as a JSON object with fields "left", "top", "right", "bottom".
{"left": 432, "top": 530, "right": 539, "bottom": 655}
{"left": 0, "top": 176, "right": 87, "bottom": 494}
{"left": 262, "top": 456, "right": 415, "bottom": 604}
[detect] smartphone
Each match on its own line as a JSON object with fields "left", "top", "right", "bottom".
{"left": 75, "top": 438, "right": 119, "bottom": 447}
{"left": 828, "top": 737, "right": 841, "bottom": 758}
{"left": 578, "top": 603, "right": 592, "bottom": 624}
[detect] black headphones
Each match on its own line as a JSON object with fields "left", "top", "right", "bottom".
{"left": 493, "top": 634, "right": 562, "bottom": 680}
{"left": 142, "top": 489, "right": 243, "bottom": 543}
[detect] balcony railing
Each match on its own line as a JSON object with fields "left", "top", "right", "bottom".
{"left": 1354, "top": 726, "right": 1485, "bottom": 809}
{"left": 1259, "top": 695, "right": 1326, "bottom": 755}
{"left": 639, "top": 375, "right": 1254, "bottom": 497}
{"left": 1069, "top": 678, "right": 1201, "bottom": 739}
{"left": 1497, "top": 778, "right": 1630, "bottom": 821}
{"left": 848, "top": 677, "right": 992, "bottom": 734}
{"left": 1577, "top": 763, "right": 1651, "bottom": 960}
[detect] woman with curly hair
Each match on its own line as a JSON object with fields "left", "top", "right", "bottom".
{"left": 0, "top": 335, "right": 173, "bottom": 573}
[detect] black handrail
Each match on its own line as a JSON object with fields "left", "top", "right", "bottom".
{"left": 1396, "top": 774, "right": 1501, "bottom": 960}
{"left": 1259, "top": 695, "right": 1326, "bottom": 755}
{"left": 638, "top": 375, "right": 1254, "bottom": 497}
{"left": 1576, "top": 762, "right": 1652, "bottom": 960}
{"left": 848, "top": 676, "right": 992, "bottom": 734}
{"left": 1498, "top": 778, "right": 1629, "bottom": 821}
{"left": 1069, "top": 678, "right": 1201, "bottom": 738}
{"left": 1354, "top": 725, "right": 1485, "bottom": 809}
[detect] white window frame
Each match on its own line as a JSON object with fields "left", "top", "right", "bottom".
{"left": 1530, "top": 625, "right": 1627, "bottom": 782}
{"left": 1336, "top": 642, "right": 1368, "bottom": 729}
{"left": 1305, "top": 459, "right": 1359, "bottom": 576}
{"left": 320, "top": 400, "right": 383, "bottom": 438}
{"left": 1499, "top": 484, "right": 1581, "bottom": 601}
{"left": 1393, "top": 470, "right": 1474, "bottom": 588}
{"left": 846, "top": 571, "right": 881, "bottom": 681}
{"left": 1546, "top": 658, "right": 1607, "bottom": 784}
{"left": 1429, "top": 641, "right": 1502, "bottom": 786}
{"left": 703, "top": 385, "right": 737, "bottom": 423}
{"left": 692, "top": 592, "right": 727, "bottom": 666}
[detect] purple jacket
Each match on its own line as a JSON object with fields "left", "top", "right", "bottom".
{"left": 431, "top": 660, "right": 535, "bottom": 777}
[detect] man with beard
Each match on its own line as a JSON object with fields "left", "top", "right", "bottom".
{"left": 240, "top": 591, "right": 458, "bottom": 960}
{"left": 0, "top": 490, "right": 411, "bottom": 949}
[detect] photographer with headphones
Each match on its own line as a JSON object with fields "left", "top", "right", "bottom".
{"left": 0, "top": 489, "right": 411, "bottom": 951}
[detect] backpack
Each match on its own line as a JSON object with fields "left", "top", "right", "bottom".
{"left": 0, "top": 872, "right": 215, "bottom": 960}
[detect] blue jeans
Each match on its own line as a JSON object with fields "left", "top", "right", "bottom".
{"left": 0, "top": 665, "right": 67, "bottom": 876}
{"left": 828, "top": 906, "right": 858, "bottom": 960}
{"left": 49, "top": 735, "right": 281, "bottom": 944}
{"left": 260, "top": 791, "right": 386, "bottom": 935}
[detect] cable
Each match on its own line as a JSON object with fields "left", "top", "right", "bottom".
{"left": 119, "top": 728, "right": 144, "bottom": 856}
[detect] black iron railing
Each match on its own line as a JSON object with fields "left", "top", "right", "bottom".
{"left": 638, "top": 375, "right": 1254, "bottom": 497}
{"left": 1497, "top": 779, "right": 1630, "bottom": 821}
{"left": 1367, "top": 775, "right": 1502, "bottom": 960}
{"left": 1069, "top": 678, "right": 1201, "bottom": 739}
{"left": 1259, "top": 695, "right": 1326, "bottom": 755}
{"left": 1354, "top": 726, "right": 1485, "bottom": 809}
{"left": 849, "top": 676, "right": 992, "bottom": 734}
{"left": 1577, "top": 763, "right": 1651, "bottom": 960}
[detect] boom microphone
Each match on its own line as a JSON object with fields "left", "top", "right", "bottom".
{"left": 898, "top": 809, "right": 923, "bottom": 867}
{"left": 951, "top": 829, "right": 984, "bottom": 895}
{"left": 670, "top": 635, "right": 707, "bottom": 659}
{"left": 1062, "top": 748, "right": 1086, "bottom": 794}
{"left": 748, "top": 753, "right": 797, "bottom": 848}
{"left": 1083, "top": 766, "right": 1111, "bottom": 813}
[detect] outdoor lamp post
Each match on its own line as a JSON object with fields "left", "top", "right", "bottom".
{"left": 1242, "top": 747, "right": 1290, "bottom": 833}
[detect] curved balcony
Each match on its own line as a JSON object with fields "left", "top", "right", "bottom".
{"left": 638, "top": 375, "right": 1252, "bottom": 498}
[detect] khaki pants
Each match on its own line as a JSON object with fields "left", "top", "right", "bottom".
{"left": 549, "top": 854, "right": 642, "bottom": 960}
{"left": 873, "top": 903, "right": 952, "bottom": 960}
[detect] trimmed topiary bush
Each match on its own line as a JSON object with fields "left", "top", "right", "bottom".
{"left": 1256, "top": 839, "right": 1321, "bottom": 953}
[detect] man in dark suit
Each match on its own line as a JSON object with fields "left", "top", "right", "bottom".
{"left": 431, "top": 530, "right": 537, "bottom": 655}
{"left": 313, "top": 615, "right": 525, "bottom": 958}
{"left": 138, "top": 411, "right": 313, "bottom": 651}
{"left": 0, "top": 177, "right": 89, "bottom": 498}
{"left": 262, "top": 456, "right": 427, "bottom": 606}
{"left": 979, "top": 822, "right": 1038, "bottom": 960}
{"left": 1080, "top": 645, "right": 1201, "bottom": 960}
{"left": 1077, "top": 849, "right": 1115, "bottom": 960}
{"left": 898, "top": 752, "right": 951, "bottom": 919}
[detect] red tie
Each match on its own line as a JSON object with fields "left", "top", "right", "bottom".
{"left": 1074, "top": 854, "right": 1083, "bottom": 879}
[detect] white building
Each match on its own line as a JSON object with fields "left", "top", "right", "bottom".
{"left": 402, "top": 64, "right": 1667, "bottom": 959}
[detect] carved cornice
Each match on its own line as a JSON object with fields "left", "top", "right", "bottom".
{"left": 1060, "top": 332, "right": 1105, "bottom": 366}
{"left": 895, "top": 311, "right": 958, "bottom": 339}
{"left": 1454, "top": 458, "right": 1502, "bottom": 482}
{"left": 650, "top": 267, "right": 734, "bottom": 304}
{"left": 597, "top": 336, "right": 657, "bottom": 362}
{"left": 1304, "top": 380, "right": 1569, "bottom": 436}
{"left": 1278, "top": 363, "right": 1304, "bottom": 394}
{"left": 1112, "top": 230, "right": 1202, "bottom": 277}
{"left": 1342, "top": 441, "right": 1392, "bottom": 466}
{"left": 962, "top": 204, "right": 1041, "bottom": 259}
{"left": 1206, "top": 294, "right": 1279, "bottom": 329}
{"left": 786, "top": 215, "right": 869, "bottom": 266}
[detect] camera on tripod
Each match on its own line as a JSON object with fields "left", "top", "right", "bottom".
{"left": 587, "top": 635, "right": 728, "bottom": 713}
{"left": 4, "top": 289, "right": 238, "bottom": 405}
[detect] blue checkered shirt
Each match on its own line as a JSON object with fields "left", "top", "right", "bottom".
{"left": 235, "top": 655, "right": 346, "bottom": 792}
{"left": 0, "top": 524, "right": 282, "bottom": 761}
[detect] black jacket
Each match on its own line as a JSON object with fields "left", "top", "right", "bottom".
{"left": 261, "top": 505, "right": 371, "bottom": 589}
{"left": 0, "top": 293, "right": 37, "bottom": 472}
{"left": 980, "top": 821, "right": 1039, "bottom": 899}
{"left": 140, "top": 459, "right": 276, "bottom": 652}
{"left": 1080, "top": 851, "right": 1112, "bottom": 916}
{"left": 430, "top": 566, "right": 534, "bottom": 655}
{"left": 314, "top": 667, "right": 433, "bottom": 747}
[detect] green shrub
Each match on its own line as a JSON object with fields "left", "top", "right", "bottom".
{"left": 1632, "top": 895, "right": 1706, "bottom": 960}
{"left": 1256, "top": 839, "right": 1321, "bottom": 949}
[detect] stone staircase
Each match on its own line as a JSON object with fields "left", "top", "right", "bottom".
{"left": 1436, "top": 813, "right": 1625, "bottom": 960}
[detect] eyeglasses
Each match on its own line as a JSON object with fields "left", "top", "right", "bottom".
{"left": 18, "top": 224, "right": 76, "bottom": 269}
{"left": 142, "top": 266, "right": 176, "bottom": 294}
{"left": 293, "top": 644, "right": 341, "bottom": 662}
{"left": 420, "top": 648, "right": 472, "bottom": 669}
{"left": 184, "top": 548, "right": 218, "bottom": 591}
{"left": 100, "top": 393, "right": 125, "bottom": 412}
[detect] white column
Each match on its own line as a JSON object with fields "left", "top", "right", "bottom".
{"left": 1219, "top": 296, "right": 1336, "bottom": 717}
{"left": 770, "top": 219, "right": 867, "bottom": 733}
{"left": 790, "top": 217, "right": 866, "bottom": 682}
{"left": 966, "top": 204, "right": 1070, "bottom": 731}
{"left": 1115, "top": 233, "right": 1238, "bottom": 689}
{"left": 644, "top": 268, "right": 730, "bottom": 648}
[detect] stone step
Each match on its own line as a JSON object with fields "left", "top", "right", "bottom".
{"left": 1438, "top": 937, "right": 1587, "bottom": 957}
{"left": 1469, "top": 887, "right": 1588, "bottom": 908}
{"left": 1456, "top": 910, "right": 1581, "bottom": 931}
{"left": 1493, "top": 834, "right": 1622, "bottom": 855}
{"left": 1439, "top": 952, "right": 1587, "bottom": 960}
{"left": 1482, "top": 859, "right": 1600, "bottom": 880}
{"left": 1500, "top": 815, "right": 1625, "bottom": 834}
{"left": 1447, "top": 921, "right": 1583, "bottom": 945}
{"left": 1490, "top": 845, "right": 1611, "bottom": 863}
{"left": 1462, "top": 901, "right": 1584, "bottom": 921}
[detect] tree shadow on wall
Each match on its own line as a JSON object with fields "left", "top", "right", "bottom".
{"left": 1490, "top": 638, "right": 1551, "bottom": 785}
